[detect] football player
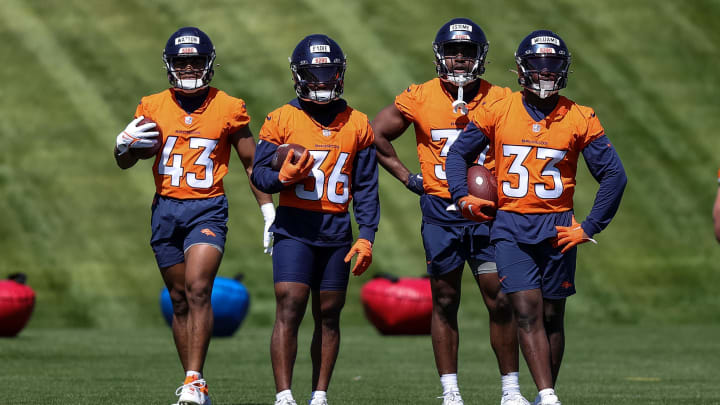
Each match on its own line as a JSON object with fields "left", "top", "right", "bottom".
{"left": 446, "top": 30, "right": 627, "bottom": 405}
{"left": 251, "top": 34, "right": 379, "bottom": 405}
{"left": 371, "top": 18, "right": 527, "bottom": 405}
{"left": 113, "top": 27, "right": 274, "bottom": 405}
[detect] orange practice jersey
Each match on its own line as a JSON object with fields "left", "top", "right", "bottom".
{"left": 471, "top": 92, "right": 605, "bottom": 214}
{"left": 394, "top": 78, "right": 511, "bottom": 199}
{"left": 135, "top": 88, "right": 250, "bottom": 199}
{"left": 259, "top": 103, "right": 374, "bottom": 214}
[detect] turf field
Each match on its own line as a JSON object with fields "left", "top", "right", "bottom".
{"left": 2, "top": 323, "right": 718, "bottom": 404}
{"left": 1, "top": 0, "right": 720, "bottom": 403}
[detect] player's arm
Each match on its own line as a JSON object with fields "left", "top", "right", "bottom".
{"left": 713, "top": 181, "right": 720, "bottom": 243}
{"left": 114, "top": 146, "right": 140, "bottom": 169}
{"left": 371, "top": 103, "right": 423, "bottom": 194}
{"left": 250, "top": 138, "right": 285, "bottom": 194}
{"left": 231, "top": 126, "right": 277, "bottom": 255}
{"left": 578, "top": 135, "right": 628, "bottom": 237}
{"left": 345, "top": 143, "right": 380, "bottom": 276}
{"left": 446, "top": 121, "right": 490, "bottom": 202}
{"left": 230, "top": 126, "right": 273, "bottom": 206}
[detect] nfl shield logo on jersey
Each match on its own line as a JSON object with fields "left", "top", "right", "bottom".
{"left": 532, "top": 123, "right": 541, "bottom": 133}
{"left": 322, "top": 129, "right": 332, "bottom": 137}
{"left": 185, "top": 116, "right": 193, "bottom": 125}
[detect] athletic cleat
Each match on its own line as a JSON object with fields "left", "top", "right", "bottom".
{"left": 438, "top": 392, "right": 464, "bottom": 405}
{"left": 175, "top": 376, "right": 211, "bottom": 405}
{"left": 533, "top": 394, "right": 561, "bottom": 405}
{"left": 274, "top": 399, "right": 298, "bottom": 405}
{"left": 501, "top": 392, "right": 531, "bottom": 405}
{"left": 308, "top": 398, "right": 328, "bottom": 405}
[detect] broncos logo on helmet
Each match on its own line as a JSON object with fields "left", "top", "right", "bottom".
{"left": 515, "top": 30, "right": 572, "bottom": 99}
{"left": 163, "top": 27, "right": 216, "bottom": 92}
{"left": 290, "top": 34, "right": 346, "bottom": 104}
{"left": 433, "top": 18, "right": 489, "bottom": 87}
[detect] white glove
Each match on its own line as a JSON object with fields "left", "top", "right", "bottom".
{"left": 116, "top": 116, "right": 160, "bottom": 155}
{"left": 260, "top": 203, "right": 276, "bottom": 255}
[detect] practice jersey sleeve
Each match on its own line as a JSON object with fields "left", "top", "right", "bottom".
{"left": 250, "top": 137, "right": 284, "bottom": 194}
{"left": 579, "top": 134, "right": 627, "bottom": 237}
{"left": 446, "top": 120, "right": 492, "bottom": 203}
{"left": 394, "top": 84, "right": 419, "bottom": 122}
{"left": 226, "top": 99, "right": 251, "bottom": 134}
{"left": 351, "top": 122, "right": 380, "bottom": 242}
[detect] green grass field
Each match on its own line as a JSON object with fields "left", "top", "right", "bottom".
{"left": 1, "top": 0, "right": 720, "bottom": 403}
{"left": 2, "top": 323, "right": 719, "bottom": 404}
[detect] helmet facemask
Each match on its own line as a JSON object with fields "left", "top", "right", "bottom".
{"left": 516, "top": 55, "right": 570, "bottom": 99}
{"left": 164, "top": 53, "right": 215, "bottom": 92}
{"left": 291, "top": 63, "right": 345, "bottom": 104}
{"left": 434, "top": 41, "right": 488, "bottom": 87}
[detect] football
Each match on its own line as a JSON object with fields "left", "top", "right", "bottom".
{"left": 131, "top": 117, "right": 162, "bottom": 160}
{"left": 467, "top": 164, "right": 498, "bottom": 216}
{"left": 271, "top": 143, "right": 307, "bottom": 171}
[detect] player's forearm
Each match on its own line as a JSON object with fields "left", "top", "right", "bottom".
{"left": 250, "top": 142, "right": 285, "bottom": 194}
{"left": 581, "top": 136, "right": 628, "bottom": 237}
{"left": 352, "top": 146, "right": 380, "bottom": 243}
{"left": 375, "top": 137, "right": 411, "bottom": 184}
{"left": 113, "top": 146, "right": 139, "bottom": 169}
{"left": 446, "top": 123, "right": 489, "bottom": 201}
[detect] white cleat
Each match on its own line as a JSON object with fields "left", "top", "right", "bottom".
{"left": 533, "top": 394, "right": 561, "bottom": 405}
{"left": 175, "top": 377, "right": 211, "bottom": 405}
{"left": 501, "top": 392, "right": 531, "bottom": 405}
{"left": 308, "top": 398, "right": 328, "bottom": 405}
{"left": 274, "top": 399, "right": 298, "bottom": 405}
{"left": 439, "top": 392, "right": 464, "bottom": 405}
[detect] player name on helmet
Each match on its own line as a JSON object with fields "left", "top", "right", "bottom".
{"left": 175, "top": 35, "right": 201, "bottom": 45}
{"left": 449, "top": 24, "right": 472, "bottom": 32}
{"left": 310, "top": 45, "right": 331, "bottom": 53}
{"left": 531, "top": 36, "right": 560, "bottom": 46}
{"left": 311, "top": 57, "right": 330, "bottom": 64}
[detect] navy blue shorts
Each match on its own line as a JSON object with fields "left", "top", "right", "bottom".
{"left": 421, "top": 221, "right": 496, "bottom": 276}
{"left": 494, "top": 238, "right": 576, "bottom": 298}
{"left": 150, "top": 194, "right": 228, "bottom": 268}
{"left": 272, "top": 236, "right": 351, "bottom": 291}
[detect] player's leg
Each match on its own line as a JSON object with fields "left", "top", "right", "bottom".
{"left": 152, "top": 195, "right": 203, "bottom": 403}
{"left": 537, "top": 240, "right": 576, "bottom": 388}
{"left": 543, "top": 298, "right": 565, "bottom": 385}
{"left": 309, "top": 290, "right": 345, "bottom": 400}
{"left": 183, "top": 243, "right": 223, "bottom": 373}
{"left": 421, "top": 222, "right": 466, "bottom": 404}
{"left": 495, "top": 239, "right": 557, "bottom": 404}
{"left": 508, "top": 289, "right": 552, "bottom": 389}
{"left": 469, "top": 230, "right": 528, "bottom": 404}
{"left": 308, "top": 243, "right": 350, "bottom": 405}
{"left": 159, "top": 263, "right": 190, "bottom": 370}
{"left": 272, "top": 281, "right": 310, "bottom": 390}
{"left": 271, "top": 236, "right": 315, "bottom": 402}
{"left": 177, "top": 196, "right": 229, "bottom": 405}
{"left": 430, "top": 268, "right": 463, "bottom": 375}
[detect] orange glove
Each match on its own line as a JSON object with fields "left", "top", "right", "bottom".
{"left": 457, "top": 195, "right": 496, "bottom": 222}
{"left": 554, "top": 215, "right": 597, "bottom": 254}
{"left": 344, "top": 239, "right": 373, "bottom": 276}
{"left": 278, "top": 150, "right": 314, "bottom": 184}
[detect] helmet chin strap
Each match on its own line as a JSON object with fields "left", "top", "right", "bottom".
{"left": 452, "top": 85, "right": 468, "bottom": 115}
